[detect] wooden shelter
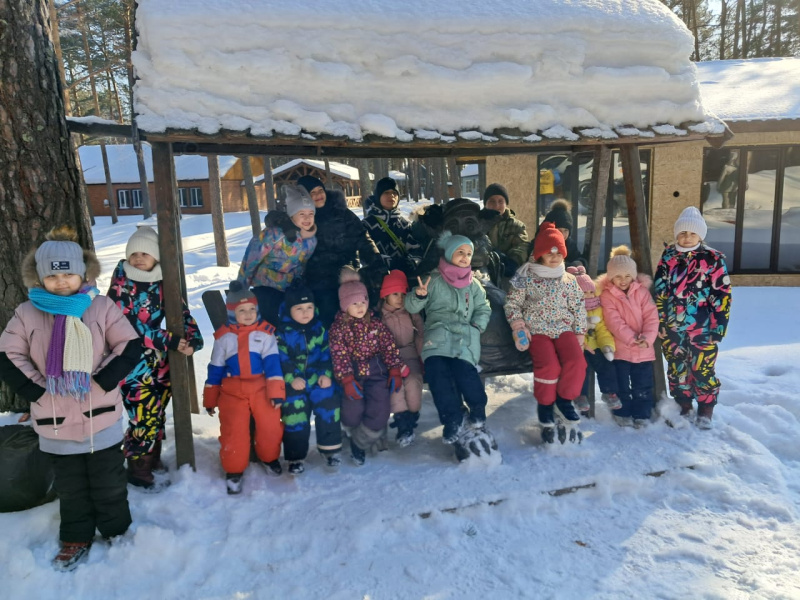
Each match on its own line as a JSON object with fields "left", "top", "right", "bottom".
{"left": 72, "top": 0, "right": 731, "bottom": 468}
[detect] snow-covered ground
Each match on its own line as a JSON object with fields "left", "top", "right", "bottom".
{"left": 2, "top": 211, "right": 799, "bottom": 599}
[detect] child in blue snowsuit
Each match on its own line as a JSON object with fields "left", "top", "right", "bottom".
{"left": 275, "top": 283, "right": 342, "bottom": 473}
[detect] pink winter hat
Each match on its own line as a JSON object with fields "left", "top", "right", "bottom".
{"left": 606, "top": 245, "right": 638, "bottom": 280}
{"left": 338, "top": 267, "right": 368, "bottom": 311}
{"left": 566, "top": 265, "right": 595, "bottom": 293}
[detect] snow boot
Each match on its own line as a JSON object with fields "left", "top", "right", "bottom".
{"left": 350, "top": 438, "right": 366, "bottom": 466}
{"left": 537, "top": 403, "right": 556, "bottom": 445}
{"left": 633, "top": 418, "right": 649, "bottom": 429}
{"left": 127, "top": 454, "right": 156, "bottom": 489}
{"left": 287, "top": 461, "right": 304, "bottom": 475}
{"left": 574, "top": 395, "right": 590, "bottom": 413}
{"left": 601, "top": 393, "right": 622, "bottom": 411}
{"left": 226, "top": 473, "right": 243, "bottom": 495}
{"left": 52, "top": 541, "right": 92, "bottom": 572}
{"left": 376, "top": 424, "right": 390, "bottom": 452}
{"left": 453, "top": 420, "right": 499, "bottom": 461}
{"left": 152, "top": 439, "right": 168, "bottom": 474}
{"left": 614, "top": 415, "right": 634, "bottom": 428}
{"left": 393, "top": 411, "right": 416, "bottom": 447}
{"left": 677, "top": 399, "right": 694, "bottom": 416}
{"left": 325, "top": 453, "right": 341, "bottom": 468}
{"left": 696, "top": 403, "right": 714, "bottom": 430}
{"left": 442, "top": 416, "right": 464, "bottom": 445}
{"left": 555, "top": 397, "right": 582, "bottom": 444}
{"left": 262, "top": 460, "right": 282, "bottom": 476}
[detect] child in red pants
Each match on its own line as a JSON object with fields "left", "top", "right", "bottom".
{"left": 203, "top": 282, "right": 285, "bottom": 494}
{"left": 504, "top": 222, "right": 587, "bottom": 444}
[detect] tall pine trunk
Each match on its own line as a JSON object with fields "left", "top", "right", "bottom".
{"left": 0, "top": 0, "right": 92, "bottom": 411}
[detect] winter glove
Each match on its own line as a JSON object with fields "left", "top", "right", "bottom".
{"left": 602, "top": 346, "right": 615, "bottom": 362}
{"left": 341, "top": 374, "right": 364, "bottom": 401}
{"left": 510, "top": 320, "right": 530, "bottom": 351}
{"left": 400, "top": 364, "right": 410, "bottom": 378}
{"left": 203, "top": 385, "right": 221, "bottom": 416}
{"left": 387, "top": 367, "right": 403, "bottom": 394}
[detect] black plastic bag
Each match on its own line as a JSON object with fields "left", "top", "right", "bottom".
{"left": 0, "top": 425, "right": 56, "bottom": 513}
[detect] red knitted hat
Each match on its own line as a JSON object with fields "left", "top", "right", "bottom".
{"left": 380, "top": 269, "right": 408, "bottom": 298}
{"left": 532, "top": 222, "right": 567, "bottom": 261}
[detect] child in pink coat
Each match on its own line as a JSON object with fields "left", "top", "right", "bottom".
{"left": 595, "top": 246, "right": 659, "bottom": 428}
{"left": 379, "top": 270, "right": 424, "bottom": 447}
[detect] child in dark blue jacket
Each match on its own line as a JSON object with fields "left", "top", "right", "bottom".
{"left": 276, "top": 283, "right": 342, "bottom": 473}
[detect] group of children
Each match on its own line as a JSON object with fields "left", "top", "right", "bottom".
{"left": 0, "top": 203, "right": 731, "bottom": 571}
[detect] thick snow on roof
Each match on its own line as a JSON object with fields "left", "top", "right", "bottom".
{"left": 78, "top": 145, "right": 238, "bottom": 184}
{"left": 270, "top": 158, "right": 361, "bottom": 181}
{"left": 696, "top": 57, "right": 800, "bottom": 122}
{"left": 133, "top": 0, "right": 720, "bottom": 142}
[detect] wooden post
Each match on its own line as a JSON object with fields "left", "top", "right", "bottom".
{"left": 447, "top": 157, "right": 462, "bottom": 198}
{"left": 358, "top": 159, "right": 372, "bottom": 208}
{"left": 620, "top": 144, "right": 667, "bottom": 402}
{"left": 262, "top": 156, "right": 277, "bottom": 212}
{"left": 208, "top": 155, "right": 230, "bottom": 267}
{"left": 585, "top": 146, "right": 611, "bottom": 278}
{"left": 241, "top": 156, "right": 260, "bottom": 236}
{"left": 324, "top": 158, "right": 333, "bottom": 188}
{"left": 152, "top": 142, "right": 196, "bottom": 470}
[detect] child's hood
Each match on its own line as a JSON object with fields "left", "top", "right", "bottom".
{"left": 595, "top": 272, "right": 652, "bottom": 296}
{"left": 21, "top": 246, "right": 101, "bottom": 289}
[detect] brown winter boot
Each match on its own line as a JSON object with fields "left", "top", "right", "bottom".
{"left": 152, "top": 439, "right": 168, "bottom": 474}
{"left": 677, "top": 400, "right": 694, "bottom": 416}
{"left": 696, "top": 403, "right": 714, "bottom": 430}
{"left": 127, "top": 454, "right": 155, "bottom": 489}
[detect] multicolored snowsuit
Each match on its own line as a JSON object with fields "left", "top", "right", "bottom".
{"left": 276, "top": 303, "right": 341, "bottom": 462}
{"left": 654, "top": 243, "right": 732, "bottom": 407}
{"left": 107, "top": 260, "right": 204, "bottom": 458}
{"left": 329, "top": 311, "right": 403, "bottom": 449}
{"left": 238, "top": 223, "right": 317, "bottom": 326}
{"left": 204, "top": 321, "right": 286, "bottom": 474}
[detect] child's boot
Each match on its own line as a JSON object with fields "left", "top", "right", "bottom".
{"left": 537, "top": 404, "right": 556, "bottom": 445}
{"left": 152, "top": 439, "right": 168, "bottom": 473}
{"left": 393, "top": 411, "right": 415, "bottom": 447}
{"left": 350, "top": 438, "right": 366, "bottom": 466}
{"left": 262, "top": 459, "right": 282, "bottom": 476}
{"left": 287, "top": 461, "right": 305, "bottom": 475}
{"left": 696, "top": 403, "right": 714, "bottom": 430}
{"left": 574, "top": 395, "right": 590, "bottom": 413}
{"left": 677, "top": 399, "right": 694, "bottom": 417}
{"left": 324, "top": 452, "right": 341, "bottom": 468}
{"left": 442, "top": 414, "right": 465, "bottom": 445}
{"left": 601, "top": 393, "right": 622, "bottom": 410}
{"left": 555, "top": 397, "right": 583, "bottom": 444}
{"left": 52, "top": 540, "right": 92, "bottom": 572}
{"left": 127, "top": 455, "right": 155, "bottom": 489}
{"left": 226, "top": 473, "right": 243, "bottom": 495}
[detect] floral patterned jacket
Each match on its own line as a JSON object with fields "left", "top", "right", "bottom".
{"left": 328, "top": 312, "right": 402, "bottom": 381}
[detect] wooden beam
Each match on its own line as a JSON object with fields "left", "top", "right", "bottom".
{"left": 152, "top": 142, "right": 196, "bottom": 470}
{"left": 66, "top": 120, "right": 135, "bottom": 138}
{"left": 620, "top": 144, "right": 667, "bottom": 403}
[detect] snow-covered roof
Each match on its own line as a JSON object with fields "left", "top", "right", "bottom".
{"left": 78, "top": 144, "right": 238, "bottom": 184}
{"left": 696, "top": 57, "right": 800, "bottom": 123}
{"left": 461, "top": 164, "right": 479, "bottom": 178}
{"left": 270, "top": 158, "right": 362, "bottom": 181}
{"left": 132, "top": 0, "right": 723, "bottom": 146}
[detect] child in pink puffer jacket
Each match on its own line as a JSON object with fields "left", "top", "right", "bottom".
{"left": 595, "top": 246, "right": 659, "bottom": 428}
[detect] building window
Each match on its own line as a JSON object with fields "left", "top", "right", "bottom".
{"left": 702, "top": 145, "right": 799, "bottom": 274}
{"left": 117, "top": 189, "right": 130, "bottom": 209}
{"left": 178, "top": 187, "right": 203, "bottom": 207}
{"left": 117, "top": 189, "right": 143, "bottom": 210}
{"left": 538, "top": 149, "right": 651, "bottom": 274}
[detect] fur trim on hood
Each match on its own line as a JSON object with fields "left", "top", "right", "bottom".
{"left": 21, "top": 246, "right": 100, "bottom": 288}
{"left": 594, "top": 272, "right": 652, "bottom": 295}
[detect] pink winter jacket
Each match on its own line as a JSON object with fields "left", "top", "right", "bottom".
{"left": 380, "top": 304, "right": 424, "bottom": 367}
{"left": 596, "top": 274, "right": 659, "bottom": 364}
{"left": 0, "top": 297, "right": 139, "bottom": 442}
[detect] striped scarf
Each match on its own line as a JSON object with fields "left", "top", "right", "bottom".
{"left": 28, "top": 285, "right": 99, "bottom": 400}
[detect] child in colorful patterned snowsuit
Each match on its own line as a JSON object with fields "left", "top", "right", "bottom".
{"left": 504, "top": 222, "right": 587, "bottom": 444}
{"left": 107, "top": 226, "right": 203, "bottom": 489}
{"left": 567, "top": 265, "right": 621, "bottom": 414}
{"left": 655, "top": 206, "right": 732, "bottom": 429}
{"left": 0, "top": 226, "right": 140, "bottom": 571}
{"left": 238, "top": 184, "right": 318, "bottom": 326}
{"left": 596, "top": 246, "right": 659, "bottom": 428}
{"left": 203, "top": 282, "right": 286, "bottom": 494}
{"left": 275, "top": 283, "right": 341, "bottom": 474}
{"left": 329, "top": 268, "right": 404, "bottom": 466}
{"left": 405, "top": 232, "right": 492, "bottom": 449}
{"left": 380, "top": 270, "right": 424, "bottom": 447}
